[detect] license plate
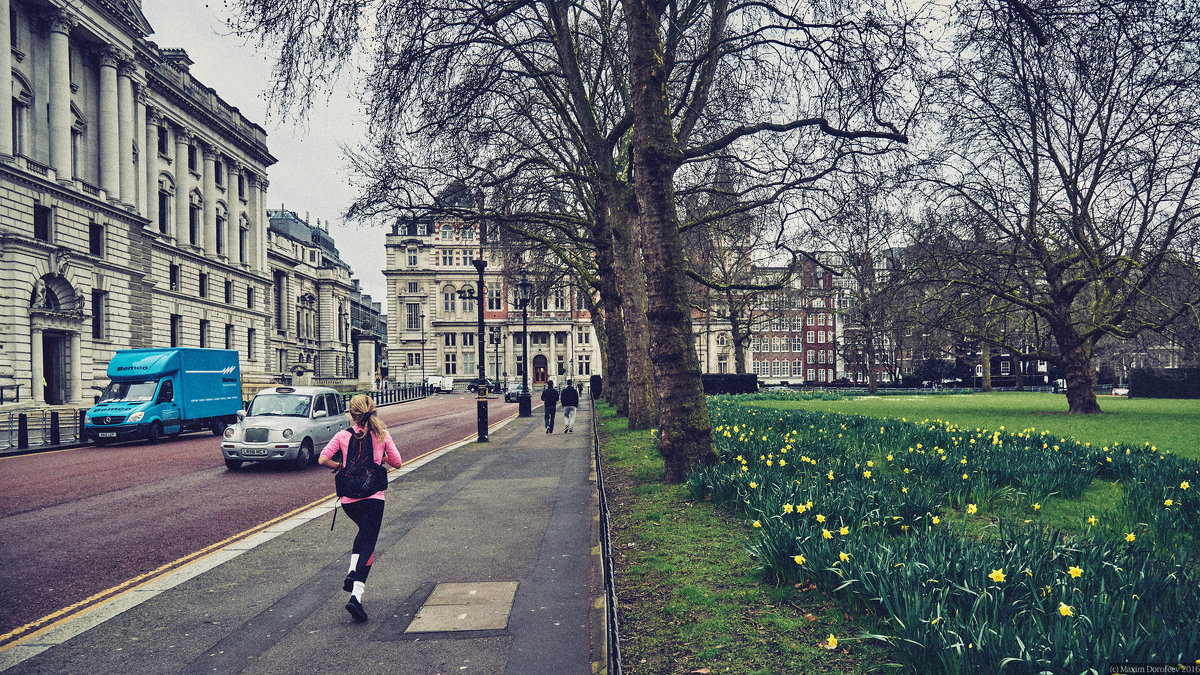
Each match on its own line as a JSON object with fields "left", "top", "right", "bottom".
{"left": 242, "top": 447, "right": 267, "bottom": 456}
{"left": 99, "top": 432, "right": 116, "bottom": 438}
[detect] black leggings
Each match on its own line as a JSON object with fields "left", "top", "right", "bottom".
{"left": 342, "top": 498, "right": 385, "bottom": 583}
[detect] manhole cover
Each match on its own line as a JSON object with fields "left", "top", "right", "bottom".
{"left": 404, "top": 582, "right": 519, "bottom": 633}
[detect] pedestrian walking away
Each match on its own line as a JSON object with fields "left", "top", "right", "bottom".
{"left": 318, "top": 394, "right": 403, "bottom": 623}
{"left": 560, "top": 379, "right": 579, "bottom": 433}
{"left": 541, "top": 380, "right": 559, "bottom": 433}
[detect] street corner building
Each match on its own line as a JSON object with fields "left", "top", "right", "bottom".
{"left": 0, "top": 0, "right": 275, "bottom": 407}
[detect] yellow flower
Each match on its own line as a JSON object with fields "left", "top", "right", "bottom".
{"left": 806, "top": 500, "right": 814, "bottom": 510}
{"left": 839, "top": 526, "right": 850, "bottom": 536}
{"left": 1058, "top": 602, "right": 1074, "bottom": 617}
{"left": 863, "top": 470, "right": 872, "bottom": 478}
{"left": 1125, "top": 532, "right": 1136, "bottom": 542}
{"left": 867, "top": 460, "right": 875, "bottom": 467}
{"left": 932, "top": 516, "right": 941, "bottom": 525}
{"left": 749, "top": 482, "right": 757, "bottom": 489}
{"left": 988, "top": 568, "right": 1006, "bottom": 583}
{"left": 1165, "top": 499, "right": 1173, "bottom": 507}
{"left": 967, "top": 504, "right": 978, "bottom": 514}
{"left": 902, "top": 487, "right": 909, "bottom": 494}
{"left": 886, "top": 454, "right": 893, "bottom": 461}
{"left": 903, "top": 468, "right": 910, "bottom": 474}
{"left": 778, "top": 459, "right": 786, "bottom": 467}
{"left": 839, "top": 551, "right": 850, "bottom": 562}
{"left": 1182, "top": 481, "right": 1191, "bottom": 490}
{"left": 1087, "top": 515, "right": 1098, "bottom": 525}
{"left": 783, "top": 503, "right": 794, "bottom": 514}
{"left": 752, "top": 520, "right": 761, "bottom": 528}
{"left": 1033, "top": 503, "right": 1041, "bottom": 511}
{"left": 1068, "top": 566, "right": 1083, "bottom": 579}
{"left": 822, "top": 529, "right": 833, "bottom": 539}
{"left": 794, "top": 554, "right": 806, "bottom": 565}
{"left": 827, "top": 471, "right": 835, "bottom": 480}
{"left": 816, "top": 514, "right": 826, "bottom": 523}
{"left": 962, "top": 473, "right": 969, "bottom": 480}
{"left": 960, "top": 458, "right": 967, "bottom": 465}
{"left": 827, "top": 634, "right": 838, "bottom": 649}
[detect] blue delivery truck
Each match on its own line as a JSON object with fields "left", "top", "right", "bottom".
{"left": 84, "top": 348, "right": 242, "bottom": 445}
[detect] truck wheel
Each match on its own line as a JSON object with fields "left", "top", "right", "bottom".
{"left": 146, "top": 422, "right": 162, "bottom": 444}
{"left": 225, "top": 458, "right": 242, "bottom": 471}
{"left": 294, "top": 440, "right": 312, "bottom": 470}
{"left": 210, "top": 419, "right": 227, "bottom": 436}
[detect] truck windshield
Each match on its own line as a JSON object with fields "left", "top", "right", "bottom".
{"left": 248, "top": 394, "right": 312, "bottom": 417}
{"left": 98, "top": 381, "right": 158, "bottom": 403}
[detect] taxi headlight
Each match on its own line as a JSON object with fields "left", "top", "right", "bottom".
{"left": 223, "top": 426, "right": 236, "bottom": 439}
{"left": 282, "top": 429, "right": 293, "bottom": 440}
{"left": 128, "top": 411, "right": 145, "bottom": 422}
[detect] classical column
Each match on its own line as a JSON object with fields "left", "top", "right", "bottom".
{"left": 98, "top": 48, "right": 120, "bottom": 197}
{"left": 47, "top": 11, "right": 75, "bottom": 180}
{"left": 145, "top": 108, "right": 160, "bottom": 231}
{"left": 135, "top": 88, "right": 148, "bottom": 215}
{"left": 174, "top": 125, "right": 190, "bottom": 243}
{"left": 31, "top": 327, "right": 44, "bottom": 404}
{"left": 0, "top": 0, "right": 13, "bottom": 160}
{"left": 118, "top": 62, "right": 136, "bottom": 205}
{"left": 202, "top": 143, "right": 217, "bottom": 256}
{"left": 70, "top": 333, "right": 81, "bottom": 404}
{"left": 256, "top": 178, "right": 269, "bottom": 272}
{"left": 226, "top": 158, "right": 240, "bottom": 261}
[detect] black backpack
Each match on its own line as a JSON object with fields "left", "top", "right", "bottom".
{"left": 334, "top": 431, "right": 389, "bottom": 499}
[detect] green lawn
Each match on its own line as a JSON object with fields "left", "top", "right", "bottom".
{"left": 749, "top": 392, "right": 1200, "bottom": 460}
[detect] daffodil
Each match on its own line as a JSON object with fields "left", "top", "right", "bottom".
{"left": 863, "top": 470, "right": 872, "bottom": 478}
{"left": 822, "top": 528, "right": 833, "bottom": 539}
{"left": 1125, "top": 532, "right": 1136, "bottom": 542}
{"left": 794, "top": 554, "right": 805, "bottom": 565}
{"left": 1182, "top": 481, "right": 1190, "bottom": 490}
{"left": 839, "top": 551, "right": 850, "bottom": 562}
{"left": 783, "top": 503, "right": 794, "bottom": 514}
{"left": 748, "top": 482, "right": 757, "bottom": 489}
{"left": 1068, "top": 566, "right": 1083, "bottom": 579}
{"left": 988, "top": 568, "right": 1006, "bottom": 583}
{"left": 752, "top": 520, "right": 761, "bottom": 528}
{"left": 967, "top": 504, "right": 978, "bottom": 514}
{"left": 816, "top": 514, "right": 826, "bottom": 523}
{"left": 827, "top": 634, "right": 838, "bottom": 649}
{"left": 932, "top": 516, "right": 941, "bottom": 525}
{"left": 838, "top": 526, "right": 849, "bottom": 536}
{"left": 1165, "top": 499, "right": 1173, "bottom": 507}
{"left": 1087, "top": 515, "right": 1098, "bottom": 526}
{"left": 962, "top": 473, "right": 969, "bottom": 480}
{"left": 1033, "top": 503, "right": 1041, "bottom": 511}
{"left": 827, "top": 471, "right": 834, "bottom": 480}
{"left": 1058, "top": 602, "right": 1074, "bottom": 617}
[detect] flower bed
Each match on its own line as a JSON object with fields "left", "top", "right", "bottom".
{"left": 686, "top": 399, "right": 1200, "bottom": 672}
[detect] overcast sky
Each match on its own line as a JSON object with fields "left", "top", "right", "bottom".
{"left": 139, "top": 1, "right": 390, "bottom": 309}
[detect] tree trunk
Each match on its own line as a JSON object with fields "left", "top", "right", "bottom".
{"left": 1059, "top": 338, "right": 1102, "bottom": 414}
{"left": 592, "top": 186, "right": 629, "bottom": 415}
{"left": 623, "top": 0, "right": 716, "bottom": 482}
{"left": 613, "top": 187, "right": 656, "bottom": 430}
{"left": 981, "top": 342, "right": 992, "bottom": 392}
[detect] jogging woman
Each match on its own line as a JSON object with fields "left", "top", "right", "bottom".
{"left": 319, "top": 394, "right": 402, "bottom": 622}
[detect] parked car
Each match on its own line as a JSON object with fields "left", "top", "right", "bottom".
{"left": 220, "top": 386, "right": 349, "bottom": 471}
{"left": 467, "top": 378, "right": 498, "bottom": 394}
{"left": 504, "top": 384, "right": 530, "bottom": 403}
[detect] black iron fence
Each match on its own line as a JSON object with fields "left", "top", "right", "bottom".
{"left": 1, "top": 408, "right": 88, "bottom": 453}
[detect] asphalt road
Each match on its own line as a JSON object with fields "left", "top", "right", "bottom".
{"left": 0, "top": 393, "right": 515, "bottom": 642}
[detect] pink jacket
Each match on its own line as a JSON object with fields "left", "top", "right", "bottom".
{"left": 320, "top": 426, "right": 403, "bottom": 503}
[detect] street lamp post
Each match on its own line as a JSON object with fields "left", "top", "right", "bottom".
{"left": 457, "top": 256, "right": 489, "bottom": 441}
{"left": 419, "top": 312, "right": 426, "bottom": 393}
{"left": 515, "top": 270, "right": 533, "bottom": 417}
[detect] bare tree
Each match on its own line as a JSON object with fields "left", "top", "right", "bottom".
{"left": 922, "top": 0, "right": 1200, "bottom": 413}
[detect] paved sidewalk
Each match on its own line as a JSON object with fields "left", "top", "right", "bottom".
{"left": 3, "top": 399, "right": 601, "bottom": 675}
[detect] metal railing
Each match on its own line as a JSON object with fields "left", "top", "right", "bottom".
{"left": 0, "top": 408, "right": 89, "bottom": 453}
{"left": 591, "top": 392, "right": 623, "bottom": 675}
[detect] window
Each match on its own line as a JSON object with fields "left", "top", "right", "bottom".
{"left": 462, "top": 224, "right": 475, "bottom": 241}
{"left": 807, "top": 368, "right": 815, "bottom": 381}
{"left": 12, "top": 73, "right": 31, "bottom": 156}
{"left": 247, "top": 287, "right": 255, "bottom": 310}
{"left": 793, "top": 361, "right": 804, "bottom": 376}
{"left": 717, "top": 355, "right": 728, "bottom": 374}
{"left": 716, "top": 333, "right": 727, "bottom": 347}
{"left": 216, "top": 214, "right": 225, "bottom": 255}
{"left": 553, "top": 287, "right": 565, "bottom": 311}
{"left": 488, "top": 286, "right": 502, "bottom": 311}
{"left": 406, "top": 303, "right": 421, "bottom": 330}
{"left": 463, "top": 352, "right": 475, "bottom": 375}
{"left": 91, "top": 290, "right": 106, "bottom": 339}
{"left": 224, "top": 280, "right": 233, "bottom": 304}
{"left": 170, "top": 314, "right": 182, "bottom": 347}
{"left": 806, "top": 330, "right": 814, "bottom": 343}
{"left": 89, "top": 222, "right": 104, "bottom": 256}
{"left": 237, "top": 174, "right": 245, "bottom": 200}
{"left": 187, "top": 143, "right": 197, "bottom": 172}
{"left": 818, "top": 369, "right": 827, "bottom": 382}
{"left": 818, "top": 331, "right": 826, "bottom": 344}
{"left": 792, "top": 337, "right": 804, "bottom": 351}
{"left": 531, "top": 332, "right": 550, "bottom": 345}
{"left": 556, "top": 331, "right": 567, "bottom": 346}
{"left": 225, "top": 324, "right": 234, "bottom": 350}
{"left": 407, "top": 248, "right": 418, "bottom": 266}
{"left": 462, "top": 294, "right": 474, "bottom": 313}
{"left": 577, "top": 327, "right": 590, "bottom": 344}
{"left": 189, "top": 203, "right": 200, "bottom": 245}
{"left": 199, "top": 272, "right": 208, "bottom": 298}
{"left": 974, "top": 364, "right": 983, "bottom": 376}
{"left": 199, "top": 319, "right": 209, "bottom": 348}
{"left": 444, "top": 333, "right": 456, "bottom": 347}
{"left": 34, "top": 203, "right": 51, "bottom": 241}
{"left": 158, "top": 189, "right": 171, "bottom": 234}
{"left": 440, "top": 223, "right": 454, "bottom": 240}
{"left": 247, "top": 328, "right": 256, "bottom": 359}
{"left": 239, "top": 222, "right": 248, "bottom": 263}
{"left": 807, "top": 351, "right": 815, "bottom": 364}
{"left": 169, "top": 264, "right": 180, "bottom": 292}
{"left": 1000, "top": 361, "right": 1011, "bottom": 375}
{"left": 771, "top": 337, "right": 781, "bottom": 352}
{"left": 516, "top": 355, "right": 525, "bottom": 376}
{"left": 818, "top": 314, "right": 826, "bottom": 325}
{"left": 557, "top": 354, "right": 566, "bottom": 375}
{"left": 273, "top": 271, "right": 287, "bottom": 330}
{"left": 462, "top": 332, "right": 475, "bottom": 347}
{"left": 215, "top": 159, "right": 224, "bottom": 186}
{"left": 408, "top": 352, "right": 422, "bottom": 367}
{"left": 443, "top": 289, "right": 456, "bottom": 313}
{"left": 791, "top": 318, "right": 804, "bottom": 331}
{"left": 157, "top": 126, "right": 168, "bottom": 155}
{"left": 818, "top": 350, "right": 826, "bottom": 364}
{"left": 807, "top": 315, "right": 815, "bottom": 326}
{"left": 443, "top": 353, "right": 457, "bottom": 375}
{"left": 441, "top": 250, "right": 453, "bottom": 266}
{"left": 513, "top": 332, "right": 524, "bottom": 345}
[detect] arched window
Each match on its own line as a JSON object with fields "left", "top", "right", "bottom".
{"left": 157, "top": 174, "right": 175, "bottom": 235}
{"left": 70, "top": 105, "right": 87, "bottom": 180}
{"left": 440, "top": 223, "right": 454, "bottom": 240}
{"left": 12, "top": 71, "right": 33, "bottom": 157}
{"left": 443, "top": 285, "right": 457, "bottom": 313}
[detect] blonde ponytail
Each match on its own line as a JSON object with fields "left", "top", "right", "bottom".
{"left": 347, "top": 394, "right": 389, "bottom": 442}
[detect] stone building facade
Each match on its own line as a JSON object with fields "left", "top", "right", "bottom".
{"left": 0, "top": 0, "right": 274, "bottom": 406}
{"left": 384, "top": 217, "right": 600, "bottom": 389}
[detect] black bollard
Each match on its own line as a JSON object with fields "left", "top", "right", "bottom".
{"left": 50, "top": 411, "right": 60, "bottom": 445}
{"left": 18, "top": 413, "right": 28, "bottom": 449}
{"left": 477, "top": 399, "right": 488, "bottom": 442}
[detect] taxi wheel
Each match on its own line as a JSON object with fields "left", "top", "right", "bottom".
{"left": 294, "top": 440, "right": 312, "bottom": 470}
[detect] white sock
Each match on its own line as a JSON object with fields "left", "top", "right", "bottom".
{"left": 352, "top": 581, "right": 365, "bottom": 601}
{"left": 348, "top": 554, "right": 359, "bottom": 574}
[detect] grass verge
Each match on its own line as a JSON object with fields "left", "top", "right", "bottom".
{"left": 599, "top": 402, "right": 900, "bottom": 675}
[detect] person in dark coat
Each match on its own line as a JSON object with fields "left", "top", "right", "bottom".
{"left": 540, "top": 381, "right": 559, "bottom": 433}
{"left": 560, "top": 380, "right": 580, "bottom": 433}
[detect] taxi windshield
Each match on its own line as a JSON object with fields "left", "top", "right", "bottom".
{"left": 247, "top": 394, "right": 312, "bottom": 417}
{"left": 98, "top": 380, "right": 158, "bottom": 403}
